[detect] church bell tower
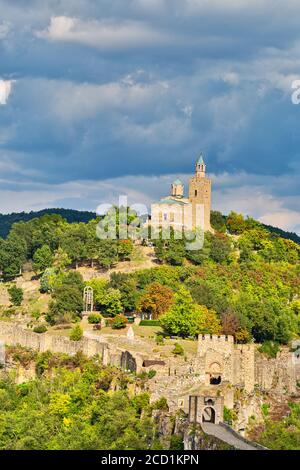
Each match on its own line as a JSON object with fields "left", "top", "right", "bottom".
{"left": 188, "top": 153, "right": 212, "bottom": 232}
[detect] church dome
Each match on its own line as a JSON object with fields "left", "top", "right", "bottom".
{"left": 172, "top": 178, "right": 183, "bottom": 185}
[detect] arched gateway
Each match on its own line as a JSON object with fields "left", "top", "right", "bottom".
{"left": 202, "top": 406, "right": 216, "bottom": 423}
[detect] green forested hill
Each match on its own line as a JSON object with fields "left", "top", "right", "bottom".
{"left": 0, "top": 209, "right": 96, "bottom": 238}
{"left": 0, "top": 208, "right": 299, "bottom": 243}
{"left": 261, "top": 223, "right": 300, "bottom": 244}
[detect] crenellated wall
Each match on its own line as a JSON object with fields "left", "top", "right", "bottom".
{"left": 0, "top": 324, "right": 297, "bottom": 410}
{"left": 0, "top": 321, "right": 147, "bottom": 373}
{"left": 196, "top": 334, "right": 297, "bottom": 395}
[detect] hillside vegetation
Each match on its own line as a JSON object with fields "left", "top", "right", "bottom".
{"left": 0, "top": 349, "right": 166, "bottom": 450}
{"left": 0, "top": 209, "right": 300, "bottom": 450}
{"left": 0, "top": 209, "right": 299, "bottom": 346}
{"left": 0, "top": 208, "right": 299, "bottom": 243}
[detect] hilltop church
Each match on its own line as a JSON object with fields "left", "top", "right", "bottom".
{"left": 151, "top": 154, "right": 212, "bottom": 232}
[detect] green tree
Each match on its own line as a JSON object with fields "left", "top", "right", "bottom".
{"left": 49, "top": 286, "right": 83, "bottom": 323}
{"left": 87, "top": 279, "right": 123, "bottom": 316}
{"left": 60, "top": 223, "right": 88, "bottom": 268}
{"left": 161, "top": 287, "right": 220, "bottom": 337}
{"left": 103, "top": 288, "right": 123, "bottom": 317}
{"left": 109, "top": 272, "right": 139, "bottom": 312}
{"left": 210, "top": 211, "right": 226, "bottom": 232}
{"left": 33, "top": 244, "right": 53, "bottom": 274}
{"left": 8, "top": 285, "right": 24, "bottom": 306}
{"left": 0, "top": 236, "right": 27, "bottom": 279}
{"left": 209, "top": 232, "right": 232, "bottom": 264}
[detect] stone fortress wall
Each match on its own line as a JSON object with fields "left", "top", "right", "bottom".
{"left": 196, "top": 334, "right": 297, "bottom": 395}
{"left": 0, "top": 321, "right": 148, "bottom": 373}
{"left": 0, "top": 324, "right": 299, "bottom": 424}
{"left": 148, "top": 334, "right": 299, "bottom": 424}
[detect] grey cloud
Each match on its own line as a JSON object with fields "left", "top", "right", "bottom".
{"left": 0, "top": 0, "right": 299, "bottom": 232}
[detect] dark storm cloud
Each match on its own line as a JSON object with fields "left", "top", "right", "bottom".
{"left": 0, "top": 0, "right": 299, "bottom": 231}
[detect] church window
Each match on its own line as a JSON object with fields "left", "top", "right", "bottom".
{"left": 195, "top": 190, "right": 198, "bottom": 196}
{"left": 170, "top": 213, "right": 174, "bottom": 222}
{"left": 164, "top": 213, "right": 168, "bottom": 221}
{"left": 159, "top": 212, "right": 162, "bottom": 223}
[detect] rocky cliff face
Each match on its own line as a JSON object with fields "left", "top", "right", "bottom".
{"left": 183, "top": 424, "right": 234, "bottom": 450}
{"left": 152, "top": 411, "right": 234, "bottom": 450}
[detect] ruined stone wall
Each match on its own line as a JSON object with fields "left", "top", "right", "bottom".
{"left": 0, "top": 321, "right": 148, "bottom": 374}
{"left": 0, "top": 321, "right": 107, "bottom": 361}
{"left": 254, "top": 348, "right": 297, "bottom": 395}
{"left": 0, "top": 323, "right": 297, "bottom": 402}
{"left": 234, "top": 345, "right": 255, "bottom": 393}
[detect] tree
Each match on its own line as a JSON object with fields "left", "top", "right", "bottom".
{"left": 87, "top": 279, "right": 123, "bottom": 316}
{"left": 48, "top": 286, "right": 83, "bottom": 323}
{"left": 62, "top": 271, "right": 85, "bottom": 292}
{"left": 160, "top": 287, "right": 220, "bottom": 337}
{"left": 137, "top": 282, "right": 174, "bottom": 319}
{"left": 109, "top": 273, "right": 139, "bottom": 312}
{"left": 102, "top": 289, "right": 123, "bottom": 317}
{"left": 210, "top": 211, "right": 226, "bottom": 232}
{"left": 33, "top": 245, "right": 53, "bottom": 274}
{"left": 53, "top": 247, "right": 71, "bottom": 272}
{"left": 8, "top": 285, "right": 23, "bottom": 306}
{"left": 226, "top": 211, "right": 247, "bottom": 234}
{"left": 153, "top": 229, "right": 186, "bottom": 266}
{"left": 196, "top": 305, "right": 222, "bottom": 334}
{"left": 209, "top": 233, "right": 232, "bottom": 264}
{"left": 60, "top": 223, "right": 88, "bottom": 268}
{"left": 40, "top": 268, "right": 57, "bottom": 293}
{"left": 221, "top": 311, "right": 240, "bottom": 336}
{"left": 0, "top": 236, "right": 27, "bottom": 279}
{"left": 97, "top": 240, "right": 119, "bottom": 269}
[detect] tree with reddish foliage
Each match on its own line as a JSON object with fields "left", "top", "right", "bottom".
{"left": 221, "top": 311, "right": 251, "bottom": 343}
{"left": 221, "top": 311, "right": 240, "bottom": 336}
{"left": 137, "top": 282, "right": 174, "bottom": 319}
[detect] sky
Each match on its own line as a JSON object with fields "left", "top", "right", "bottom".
{"left": 0, "top": 0, "right": 300, "bottom": 234}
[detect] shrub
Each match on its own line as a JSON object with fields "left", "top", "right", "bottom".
{"left": 261, "top": 403, "right": 270, "bottom": 417}
{"left": 111, "top": 314, "right": 128, "bottom": 329}
{"left": 172, "top": 343, "right": 184, "bottom": 356}
{"left": 156, "top": 334, "right": 164, "bottom": 345}
{"left": 33, "top": 325, "right": 47, "bottom": 334}
{"left": 70, "top": 324, "right": 83, "bottom": 341}
{"left": 8, "top": 285, "right": 23, "bottom": 306}
{"left": 258, "top": 341, "right": 280, "bottom": 359}
{"left": 223, "top": 406, "right": 237, "bottom": 424}
{"left": 31, "top": 309, "right": 41, "bottom": 320}
{"left": 88, "top": 313, "right": 102, "bottom": 324}
{"left": 139, "top": 320, "right": 161, "bottom": 326}
{"left": 148, "top": 370, "right": 157, "bottom": 379}
{"left": 169, "top": 434, "right": 184, "bottom": 450}
{"left": 1, "top": 308, "right": 15, "bottom": 318}
{"left": 152, "top": 397, "right": 169, "bottom": 411}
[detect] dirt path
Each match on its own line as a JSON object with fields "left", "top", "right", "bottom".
{"left": 77, "top": 245, "right": 158, "bottom": 281}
